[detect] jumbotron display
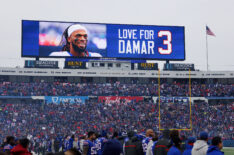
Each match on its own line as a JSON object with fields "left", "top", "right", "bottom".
{"left": 22, "top": 20, "right": 185, "bottom": 60}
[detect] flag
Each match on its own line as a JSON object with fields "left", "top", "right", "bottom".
{"left": 206, "top": 26, "right": 215, "bottom": 36}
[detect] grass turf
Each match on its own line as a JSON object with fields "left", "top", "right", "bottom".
{"left": 222, "top": 147, "right": 234, "bottom": 155}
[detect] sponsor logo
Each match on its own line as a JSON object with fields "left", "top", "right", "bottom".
{"left": 52, "top": 97, "right": 59, "bottom": 103}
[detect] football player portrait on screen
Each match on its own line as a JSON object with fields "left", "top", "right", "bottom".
{"left": 49, "top": 24, "right": 102, "bottom": 57}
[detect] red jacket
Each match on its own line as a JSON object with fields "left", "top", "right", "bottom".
{"left": 10, "top": 144, "right": 32, "bottom": 155}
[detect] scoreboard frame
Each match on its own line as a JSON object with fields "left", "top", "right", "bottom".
{"left": 21, "top": 19, "right": 186, "bottom": 61}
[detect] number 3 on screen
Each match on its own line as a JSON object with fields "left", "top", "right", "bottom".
{"left": 158, "top": 31, "right": 172, "bottom": 54}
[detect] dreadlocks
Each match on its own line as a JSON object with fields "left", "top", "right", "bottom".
{"left": 60, "top": 26, "right": 70, "bottom": 51}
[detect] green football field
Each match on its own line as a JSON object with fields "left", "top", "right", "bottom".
{"left": 222, "top": 147, "right": 234, "bottom": 155}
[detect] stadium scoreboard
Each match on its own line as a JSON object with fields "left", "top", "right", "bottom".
{"left": 22, "top": 20, "right": 185, "bottom": 60}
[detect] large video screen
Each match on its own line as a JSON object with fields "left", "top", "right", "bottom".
{"left": 22, "top": 20, "right": 185, "bottom": 60}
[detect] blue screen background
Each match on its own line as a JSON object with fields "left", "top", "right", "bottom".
{"left": 22, "top": 20, "right": 185, "bottom": 60}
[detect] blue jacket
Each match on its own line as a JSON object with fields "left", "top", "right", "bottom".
{"left": 206, "top": 146, "right": 224, "bottom": 155}
{"left": 182, "top": 144, "right": 193, "bottom": 155}
{"left": 167, "top": 146, "right": 181, "bottom": 155}
{"left": 68, "top": 137, "right": 74, "bottom": 149}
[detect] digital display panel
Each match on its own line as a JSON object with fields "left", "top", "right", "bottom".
{"left": 22, "top": 20, "right": 185, "bottom": 60}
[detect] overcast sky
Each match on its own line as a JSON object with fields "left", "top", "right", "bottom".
{"left": 0, "top": 0, "right": 233, "bottom": 71}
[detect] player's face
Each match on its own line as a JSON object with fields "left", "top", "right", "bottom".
{"left": 218, "top": 141, "right": 223, "bottom": 150}
{"left": 91, "top": 134, "right": 96, "bottom": 140}
{"left": 69, "top": 29, "right": 88, "bottom": 51}
{"left": 150, "top": 131, "right": 155, "bottom": 137}
{"left": 147, "top": 129, "right": 154, "bottom": 137}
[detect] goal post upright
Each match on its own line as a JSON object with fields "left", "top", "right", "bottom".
{"left": 158, "top": 69, "right": 161, "bottom": 130}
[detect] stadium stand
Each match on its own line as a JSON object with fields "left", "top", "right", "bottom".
{"left": 0, "top": 72, "right": 233, "bottom": 154}
{"left": 0, "top": 81, "right": 233, "bottom": 97}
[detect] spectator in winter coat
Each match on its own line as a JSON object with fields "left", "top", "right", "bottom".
{"left": 10, "top": 138, "right": 32, "bottom": 155}
{"left": 206, "top": 136, "right": 224, "bottom": 155}
{"left": 3, "top": 136, "right": 15, "bottom": 152}
{"left": 124, "top": 131, "right": 144, "bottom": 155}
{"left": 183, "top": 137, "right": 196, "bottom": 155}
{"left": 102, "top": 139, "right": 123, "bottom": 155}
{"left": 167, "top": 136, "right": 182, "bottom": 155}
{"left": 153, "top": 129, "right": 171, "bottom": 155}
{"left": 192, "top": 131, "right": 209, "bottom": 155}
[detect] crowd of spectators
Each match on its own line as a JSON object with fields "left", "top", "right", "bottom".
{"left": 160, "top": 101, "right": 191, "bottom": 129}
{"left": 0, "top": 99, "right": 157, "bottom": 144}
{"left": 191, "top": 101, "right": 233, "bottom": 140}
{"left": 160, "top": 100, "right": 233, "bottom": 140}
{"left": 0, "top": 81, "right": 233, "bottom": 97}
{"left": 0, "top": 79, "right": 233, "bottom": 154}
{"left": 0, "top": 99, "right": 232, "bottom": 147}
{"left": 0, "top": 129, "right": 225, "bottom": 155}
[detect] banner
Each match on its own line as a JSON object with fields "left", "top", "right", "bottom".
{"left": 1, "top": 67, "right": 233, "bottom": 78}
{"left": 98, "top": 96, "right": 144, "bottom": 104}
{"left": 22, "top": 20, "right": 185, "bottom": 60}
{"left": 159, "top": 97, "right": 189, "bottom": 103}
{"left": 25, "top": 60, "right": 58, "bottom": 68}
{"left": 35, "top": 60, "right": 58, "bottom": 68}
{"left": 138, "top": 63, "right": 158, "bottom": 70}
{"left": 164, "top": 63, "right": 194, "bottom": 71}
{"left": 45, "top": 96, "right": 89, "bottom": 104}
{"left": 64, "top": 61, "right": 87, "bottom": 69}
